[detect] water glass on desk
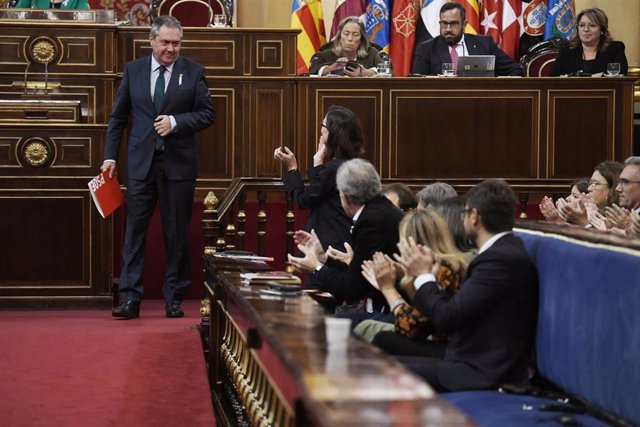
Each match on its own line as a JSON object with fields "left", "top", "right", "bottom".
{"left": 212, "top": 14, "right": 227, "bottom": 27}
{"left": 376, "top": 60, "right": 391, "bottom": 77}
{"left": 606, "top": 63, "right": 620, "bottom": 76}
{"left": 442, "top": 62, "right": 455, "bottom": 77}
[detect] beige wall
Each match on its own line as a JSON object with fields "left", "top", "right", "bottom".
{"left": 237, "top": 0, "right": 638, "bottom": 66}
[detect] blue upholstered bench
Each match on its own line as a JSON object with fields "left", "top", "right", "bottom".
{"left": 442, "top": 223, "right": 640, "bottom": 427}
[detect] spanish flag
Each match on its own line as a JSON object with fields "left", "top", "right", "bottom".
{"left": 291, "top": 0, "right": 327, "bottom": 74}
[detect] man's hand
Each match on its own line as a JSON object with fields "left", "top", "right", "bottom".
{"left": 394, "top": 237, "right": 439, "bottom": 277}
{"left": 287, "top": 229, "right": 327, "bottom": 273}
{"left": 327, "top": 242, "right": 353, "bottom": 265}
{"left": 153, "top": 115, "right": 172, "bottom": 137}
{"left": 273, "top": 146, "right": 298, "bottom": 171}
{"left": 629, "top": 210, "right": 640, "bottom": 236}
{"left": 101, "top": 160, "right": 116, "bottom": 178}
{"left": 604, "top": 204, "right": 631, "bottom": 230}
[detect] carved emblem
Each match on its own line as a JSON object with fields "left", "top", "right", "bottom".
{"left": 31, "top": 39, "right": 57, "bottom": 65}
{"left": 23, "top": 140, "right": 50, "bottom": 166}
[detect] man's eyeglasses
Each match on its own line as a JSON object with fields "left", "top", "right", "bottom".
{"left": 619, "top": 178, "right": 640, "bottom": 186}
{"left": 439, "top": 20, "right": 461, "bottom": 30}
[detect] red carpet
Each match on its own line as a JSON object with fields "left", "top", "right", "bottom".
{"left": 0, "top": 300, "right": 215, "bottom": 427}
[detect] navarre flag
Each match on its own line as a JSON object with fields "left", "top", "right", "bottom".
{"left": 544, "top": 0, "right": 576, "bottom": 40}
{"left": 331, "top": 0, "right": 367, "bottom": 39}
{"left": 364, "top": 0, "right": 391, "bottom": 51}
{"left": 389, "top": 0, "right": 419, "bottom": 76}
{"left": 291, "top": 0, "right": 327, "bottom": 74}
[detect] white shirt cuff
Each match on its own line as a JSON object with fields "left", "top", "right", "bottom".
{"left": 170, "top": 115, "right": 177, "bottom": 132}
{"left": 414, "top": 273, "right": 436, "bottom": 291}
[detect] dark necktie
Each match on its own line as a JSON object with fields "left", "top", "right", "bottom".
{"left": 154, "top": 66, "right": 166, "bottom": 150}
{"left": 153, "top": 65, "right": 166, "bottom": 113}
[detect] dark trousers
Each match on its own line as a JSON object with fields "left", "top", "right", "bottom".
{"left": 119, "top": 151, "right": 195, "bottom": 304}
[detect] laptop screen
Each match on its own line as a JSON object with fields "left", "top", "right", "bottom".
{"left": 457, "top": 55, "right": 496, "bottom": 77}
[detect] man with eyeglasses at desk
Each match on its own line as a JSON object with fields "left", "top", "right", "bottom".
{"left": 411, "top": 2, "right": 522, "bottom": 76}
{"left": 606, "top": 157, "right": 640, "bottom": 236}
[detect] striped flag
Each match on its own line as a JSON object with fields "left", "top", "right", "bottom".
{"left": 291, "top": 0, "right": 327, "bottom": 74}
{"left": 364, "top": 0, "right": 392, "bottom": 51}
{"left": 461, "top": 0, "right": 481, "bottom": 34}
{"left": 389, "top": 0, "right": 420, "bottom": 76}
{"left": 331, "top": 0, "right": 367, "bottom": 39}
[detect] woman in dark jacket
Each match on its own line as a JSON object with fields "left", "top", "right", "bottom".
{"left": 273, "top": 106, "right": 364, "bottom": 252}
{"left": 550, "top": 8, "right": 628, "bottom": 76}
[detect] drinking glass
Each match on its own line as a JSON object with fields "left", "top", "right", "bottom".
{"left": 606, "top": 63, "right": 620, "bottom": 76}
{"left": 376, "top": 60, "right": 391, "bottom": 77}
{"left": 442, "top": 62, "right": 455, "bottom": 77}
{"left": 213, "top": 14, "right": 227, "bottom": 27}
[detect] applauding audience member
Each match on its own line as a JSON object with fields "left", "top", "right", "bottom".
{"left": 287, "top": 159, "right": 404, "bottom": 315}
{"left": 357, "top": 209, "right": 472, "bottom": 349}
{"left": 274, "top": 106, "right": 363, "bottom": 254}
{"left": 391, "top": 180, "right": 538, "bottom": 392}
{"left": 557, "top": 162, "right": 623, "bottom": 226}
{"left": 539, "top": 178, "right": 589, "bottom": 224}
{"left": 602, "top": 157, "right": 640, "bottom": 235}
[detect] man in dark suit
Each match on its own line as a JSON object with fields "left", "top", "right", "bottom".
{"left": 287, "top": 158, "right": 404, "bottom": 314}
{"left": 412, "top": 2, "right": 522, "bottom": 76}
{"left": 102, "top": 15, "right": 215, "bottom": 319}
{"left": 394, "top": 179, "right": 538, "bottom": 392}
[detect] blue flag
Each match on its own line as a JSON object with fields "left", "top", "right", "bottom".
{"left": 544, "top": 0, "right": 576, "bottom": 40}
{"left": 364, "top": 0, "right": 391, "bottom": 50}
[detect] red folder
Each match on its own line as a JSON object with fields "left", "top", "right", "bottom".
{"left": 88, "top": 170, "right": 124, "bottom": 218}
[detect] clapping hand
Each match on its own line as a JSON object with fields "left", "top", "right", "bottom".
{"left": 557, "top": 196, "right": 589, "bottom": 226}
{"left": 604, "top": 204, "right": 631, "bottom": 230}
{"left": 327, "top": 242, "right": 353, "bottom": 265}
{"left": 394, "top": 237, "right": 440, "bottom": 278}
{"left": 539, "top": 196, "right": 562, "bottom": 223}
{"left": 273, "top": 146, "right": 297, "bottom": 171}
{"left": 629, "top": 210, "right": 640, "bottom": 237}
{"left": 313, "top": 142, "right": 326, "bottom": 167}
{"left": 287, "top": 229, "right": 327, "bottom": 273}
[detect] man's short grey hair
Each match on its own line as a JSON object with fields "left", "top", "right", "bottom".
{"left": 624, "top": 156, "right": 640, "bottom": 166}
{"left": 416, "top": 182, "right": 457, "bottom": 206}
{"left": 336, "top": 158, "right": 382, "bottom": 205}
{"left": 151, "top": 15, "right": 183, "bottom": 38}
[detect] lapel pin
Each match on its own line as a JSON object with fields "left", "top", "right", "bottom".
{"left": 178, "top": 74, "right": 183, "bottom": 86}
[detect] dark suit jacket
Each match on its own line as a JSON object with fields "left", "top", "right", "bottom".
{"left": 104, "top": 55, "right": 215, "bottom": 180}
{"left": 412, "top": 34, "right": 523, "bottom": 76}
{"left": 316, "top": 195, "right": 404, "bottom": 309}
{"left": 412, "top": 233, "right": 538, "bottom": 391}
{"left": 309, "top": 46, "right": 383, "bottom": 75}
{"left": 282, "top": 159, "right": 352, "bottom": 251}
{"left": 549, "top": 41, "right": 628, "bottom": 76}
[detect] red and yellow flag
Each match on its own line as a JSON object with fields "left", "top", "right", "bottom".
{"left": 291, "top": 0, "right": 327, "bottom": 74}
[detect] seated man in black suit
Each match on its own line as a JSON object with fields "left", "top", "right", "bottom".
{"left": 389, "top": 179, "right": 538, "bottom": 392}
{"left": 288, "top": 158, "right": 404, "bottom": 315}
{"left": 412, "top": 2, "right": 522, "bottom": 76}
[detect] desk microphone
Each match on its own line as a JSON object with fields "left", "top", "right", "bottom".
{"left": 460, "top": 41, "right": 467, "bottom": 57}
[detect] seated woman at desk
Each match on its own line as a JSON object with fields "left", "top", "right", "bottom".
{"left": 309, "top": 16, "right": 383, "bottom": 77}
{"left": 549, "top": 8, "right": 628, "bottom": 77}
{"left": 13, "top": 0, "right": 88, "bottom": 8}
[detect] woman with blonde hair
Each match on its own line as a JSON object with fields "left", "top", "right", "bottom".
{"left": 356, "top": 209, "right": 472, "bottom": 350}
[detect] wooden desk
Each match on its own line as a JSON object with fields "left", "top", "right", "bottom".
{"left": 202, "top": 255, "right": 473, "bottom": 426}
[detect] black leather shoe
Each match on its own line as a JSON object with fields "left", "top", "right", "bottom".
{"left": 165, "top": 303, "right": 184, "bottom": 318}
{"left": 112, "top": 300, "right": 140, "bottom": 319}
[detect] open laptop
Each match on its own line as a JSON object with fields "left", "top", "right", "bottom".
{"left": 457, "top": 55, "right": 496, "bottom": 77}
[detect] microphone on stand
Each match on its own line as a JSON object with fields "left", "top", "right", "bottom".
{"left": 23, "top": 63, "right": 31, "bottom": 95}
